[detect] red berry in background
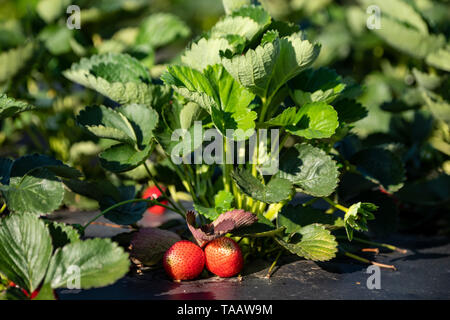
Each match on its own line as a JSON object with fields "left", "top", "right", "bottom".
{"left": 163, "top": 240, "right": 205, "bottom": 280}
{"left": 142, "top": 185, "right": 168, "bottom": 215}
{"left": 204, "top": 237, "right": 243, "bottom": 278}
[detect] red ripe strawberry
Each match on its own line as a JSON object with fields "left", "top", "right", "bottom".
{"left": 163, "top": 240, "right": 205, "bottom": 280}
{"left": 204, "top": 237, "right": 243, "bottom": 278}
{"left": 142, "top": 185, "right": 168, "bottom": 215}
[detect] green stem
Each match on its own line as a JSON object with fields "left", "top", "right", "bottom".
{"left": 258, "top": 201, "right": 267, "bottom": 215}
{"left": 264, "top": 202, "right": 285, "bottom": 220}
{"left": 200, "top": 195, "right": 210, "bottom": 207}
{"left": 251, "top": 134, "right": 259, "bottom": 178}
{"left": 232, "top": 182, "right": 243, "bottom": 208}
{"left": 167, "top": 185, "right": 183, "bottom": 207}
{"left": 251, "top": 200, "right": 259, "bottom": 213}
{"left": 81, "top": 198, "right": 183, "bottom": 232}
{"left": 337, "top": 236, "right": 407, "bottom": 254}
{"left": 171, "top": 164, "right": 198, "bottom": 203}
{"left": 323, "top": 197, "right": 349, "bottom": 213}
{"left": 246, "top": 226, "right": 285, "bottom": 238}
{"left": 223, "top": 137, "right": 231, "bottom": 192}
{"left": 279, "top": 133, "right": 290, "bottom": 149}
{"left": 302, "top": 197, "right": 318, "bottom": 207}
{"left": 144, "top": 162, "right": 185, "bottom": 214}
{"left": 182, "top": 164, "right": 201, "bottom": 203}
{"left": 343, "top": 251, "right": 397, "bottom": 270}
{"left": 265, "top": 250, "right": 283, "bottom": 278}
{"left": 0, "top": 202, "right": 6, "bottom": 214}
{"left": 259, "top": 96, "right": 271, "bottom": 123}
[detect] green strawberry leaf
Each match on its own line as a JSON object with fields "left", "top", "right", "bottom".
{"left": 264, "top": 107, "right": 297, "bottom": 127}
{"left": 156, "top": 101, "right": 205, "bottom": 159}
{"left": 426, "top": 45, "right": 450, "bottom": 72}
{"left": 222, "top": 33, "right": 320, "bottom": 99}
{"left": 344, "top": 202, "right": 377, "bottom": 241}
{"left": 204, "top": 64, "right": 256, "bottom": 113}
{"left": 135, "top": 13, "right": 190, "bottom": 49}
{"left": 62, "top": 178, "right": 121, "bottom": 203}
{"left": 351, "top": 148, "right": 405, "bottom": 193}
{"left": 290, "top": 67, "right": 346, "bottom": 105}
{"left": 44, "top": 238, "right": 130, "bottom": 290}
{"left": 64, "top": 53, "right": 158, "bottom": 105}
{"left": 77, "top": 105, "right": 140, "bottom": 145}
{"left": 412, "top": 68, "right": 442, "bottom": 90}
{"left": 214, "top": 190, "right": 235, "bottom": 213}
{"left": 99, "top": 140, "right": 154, "bottom": 173}
{"left": 211, "top": 5, "right": 271, "bottom": 43}
{"left": 358, "top": 0, "right": 445, "bottom": 59}
{"left": 32, "top": 283, "right": 55, "bottom": 301}
{"left": 205, "top": 65, "right": 257, "bottom": 139}
{"left": 117, "top": 103, "right": 159, "bottom": 148}
{"left": 333, "top": 99, "right": 368, "bottom": 123}
{"left": 99, "top": 186, "right": 147, "bottom": 225}
{"left": 286, "top": 102, "right": 339, "bottom": 139}
{"left": 162, "top": 65, "right": 218, "bottom": 110}
{"left": 232, "top": 169, "right": 293, "bottom": 204}
{"left": 47, "top": 222, "right": 81, "bottom": 250}
{"left": 422, "top": 91, "right": 450, "bottom": 125}
{"left": 163, "top": 64, "right": 257, "bottom": 140}
{"left": 77, "top": 104, "right": 158, "bottom": 173}
{"left": 0, "top": 213, "right": 53, "bottom": 293}
{"left": 223, "top": 0, "right": 251, "bottom": 14}
{"left": 278, "top": 143, "right": 339, "bottom": 197}
{"left": 276, "top": 224, "right": 338, "bottom": 261}
{"left": 181, "top": 38, "right": 232, "bottom": 72}
{"left": 194, "top": 203, "right": 220, "bottom": 221}
{"left": 0, "top": 42, "right": 35, "bottom": 84}
{"left": 9, "top": 154, "right": 82, "bottom": 180}
{"left": 0, "top": 94, "right": 35, "bottom": 120}
{"left": 359, "top": 0, "right": 429, "bottom": 34}
{"left": 37, "top": 0, "right": 70, "bottom": 23}
{"left": 3, "top": 168, "right": 65, "bottom": 215}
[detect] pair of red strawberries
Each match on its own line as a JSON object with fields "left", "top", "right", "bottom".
{"left": 163, "top": 238, "right": 243, "bottom": 280}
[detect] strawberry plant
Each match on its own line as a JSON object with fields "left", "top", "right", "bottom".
{"left": 5, "top": 0, "right": 441, "bottom": 298}
{"left": 62, "top": 0, "right": 409, "bottom": 278}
